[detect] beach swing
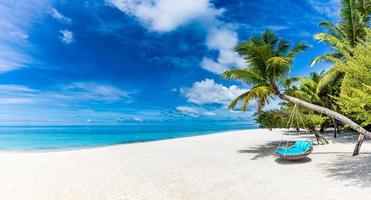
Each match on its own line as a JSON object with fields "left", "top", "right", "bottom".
{"left": 275, "top": 104, "right": 313, "bottom": 160}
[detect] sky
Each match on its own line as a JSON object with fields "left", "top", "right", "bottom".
{"left": 0, "top": 0, "right": 340, "bottom": 125}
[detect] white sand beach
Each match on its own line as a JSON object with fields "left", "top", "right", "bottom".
{"left": 0, "top": 129, "right": 370, "bottom": 200}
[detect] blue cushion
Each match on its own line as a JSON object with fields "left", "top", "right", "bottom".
{"left": 276, "top": 140, "right": 312, "bottom": 156}
{"left": 293, "top": 140, "right": 312, "bottom": 151}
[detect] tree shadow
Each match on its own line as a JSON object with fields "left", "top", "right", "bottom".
{"left": 283, "top": 129, "right": 369, "bottom": 145}
{"left": 275, "top": 157, "right": 312, "bottom": 165}
{"left": 321, "top": 153, "right": 371, "bottom": 188}
{"left": 238, "top": 141, "right": 294, "bottom": 160}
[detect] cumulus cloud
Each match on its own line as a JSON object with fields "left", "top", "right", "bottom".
{"left": 107, "top": 0, "right": 221, "bottom": 32}
{"left": 180, "top": 79, "right": 246, "bottom": 105}
{"left": 50, "top": 8, "right": 72, "bottom": 24}
{"left": 200, "top": 57, "right": 228, "bottom": 74}
{"left": 203, "top": 28, "right": 245, "bottom": 74}
{"left": 59, "top": 30, "right": 74, "bottom": 44}
{"left": 107, "top": 0, "right": 245, "bottom": 74}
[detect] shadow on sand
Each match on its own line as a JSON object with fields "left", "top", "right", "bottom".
{"left": 275, "top": 157, "right": 312, "bottom": 165}
{"left": 238, "top": 140, "right": 313, "bottom": 164}
{"left": 238, "top": 131, "right": 370, "bottom": 187}
{"left": 321, "top": 153, "right": 371, "bottom": 188}
{"left": 238, "top": 141, "right": 284, "bottom": 160}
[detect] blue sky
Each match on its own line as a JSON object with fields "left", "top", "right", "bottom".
{"left": 0, "top": 0, "right": 339, "bottom": 125}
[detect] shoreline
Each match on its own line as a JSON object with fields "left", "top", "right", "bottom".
{"left": 0, "top": 128, "right": 370, "bottom": 200}
{"left": 0, "top": 128, "right": 253, "bottom": 154}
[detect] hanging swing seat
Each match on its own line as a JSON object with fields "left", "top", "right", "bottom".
{"left": 276, "top": 140, "right": 313, "bottom": 160}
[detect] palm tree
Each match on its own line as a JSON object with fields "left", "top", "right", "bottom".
{"left": 311, "top": 1, "right": 370, "bottom": 155}
{"left": 222, "top": 30, "right": 371, "bottom": 155}
{"left": 292, "top": 72, "right": 342, "bottom": 137}
{"left": 311, "top": 0, "right": 370, "bottom": 91}
{"left": 311, "top": 0, "right": 370, "bottom": 67}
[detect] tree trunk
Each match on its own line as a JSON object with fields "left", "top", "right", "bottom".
{"left": 320, "top": 124, "right": 325, "bottom": 133}
{"left": 311, "top": 130, "right": 329, "bottom": 145}
{"left": 353, "top": 134, "right": 364, "bottom": 156}
{"left": 332, "top": 117, "right": 337, "bottom": 138}
{"left": 278, "top": 94, "right": 370, "bottom": 155}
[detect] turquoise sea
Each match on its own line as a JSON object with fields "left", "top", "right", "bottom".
{"left": 0, "top": 121, "right": 257, "bottom": 151}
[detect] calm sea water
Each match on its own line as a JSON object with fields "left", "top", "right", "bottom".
{"left": 0, "top": 121, "right": 257, "bottom": 151}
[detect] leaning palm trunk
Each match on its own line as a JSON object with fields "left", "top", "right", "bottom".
{"left": 278, "top": 94, "right": 370, "bottom": 156}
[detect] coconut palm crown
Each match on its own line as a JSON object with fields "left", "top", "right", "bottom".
{"left": 222, "top": 30, "right": 308, "bottom": 111}
{"left": 311, "top": 0, "right": 370, "bottom": 67}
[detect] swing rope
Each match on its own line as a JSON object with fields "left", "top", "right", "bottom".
{"left": 276, "top": 104, "right": 312, "bottom": 152}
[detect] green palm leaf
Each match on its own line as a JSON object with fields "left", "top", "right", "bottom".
{"left": 316, "top": 67, "right": 345, "bottom": 93}
{"left": 314, "top": 33, "right": 350, "bottom": 51}
{"left": 310, "top": 53, "right": 342, "bottom": 67}
{"left": 287, "top": 42, "right": 309, "bottom": 57}
{"left": 222, "top": 69, "right": 263, "bottom": 85}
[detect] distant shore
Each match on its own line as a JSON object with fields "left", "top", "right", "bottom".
{"left": 0, "top": 129, "right": 370, "bottom": 200}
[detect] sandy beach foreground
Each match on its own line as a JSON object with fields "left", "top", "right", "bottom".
{"left": 0, "top": 129, "right": 370, "bottom": 200}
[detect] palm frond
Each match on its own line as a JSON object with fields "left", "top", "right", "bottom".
{"left": 262, "top": 29, "right": 278, "bottom": 46}
{"left": 314, "top": 33, "right": 350, "bottom": 51}
{"left": 275, "top": 39, "right": 290, "bottom": 55}
{"left": 228, "top": 85, "right": 274, "bottom": 112}
{"left": 241, "top": 85, "right": 274, "bottom": 111}
{"left": 310, "top": 53, "right": 342, "bottom": 67}
{"left": 316, "top": 67, "right": 345, "bottom": 93}
{"left": 319, "top": 21, "right": 345, "bottom": 39}
{"left": 287, "top": 41, "right": 309, "bottom": 57}
{"left": 281, "top": 77, "right": 300, "bottom": 88}
{"left": 228, "top": 91, "right": 250, "bottom": 110}
{"left": 266, "top": 56, "right": 290, "bottom": 66}
{"left": 222, "top": 69, "right": 263, "bottom": 85}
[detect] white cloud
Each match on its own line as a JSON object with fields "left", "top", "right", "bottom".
{"left": 180, "top": 79, "right": 246, "bottom": 105}
{"left": 266, "top": 25, "right": 289, "bottom": 31}
{"left": 308, "top": 0, "right": 340, "bottom": 19}
{"left": 0, "top": 84, "right": 36, "bottom": 92}
{"left": 0, "top": 49, "right": 31, "bottom": 73}
{"left": 50, "top": 8, "right": 72, "bottom": 24}
{"left": 107, "top": 0, "right": 221, "bottom": 32}
{"left": 0, "top": 84, "right": 39, "bottom": 104}
{"left": 0, "top": 82, "right": 130, "bottom": 105}
{"left": 202, "top": 28, "right": 245, "bottom": 74}
{"left": 0, "top": 0, "right": 48, "bottom": 73}
{"left": 176, "top": 106, "right": 218, "bottom": 117}
{"left": 203, "top": 111, "right": 216, "bottom": 116}
{"left": 206, "top": 28, "right": 238, "bottom": 51}
{"left": 107, "top": 0, "right": 245, "bottom": 74}
{"left": 176, "top": 106, "right": 199, "bottom": 117}
{"left": 59, "top": 30, "right": 74, "bottom": 44}
{"left": 0, "top": 98, "right": 35, "bottom": 104}
{"left": 133, "top": 117, "right": 143, "bottom": 122}
{"left": 63, "top": 82, "right": 129, "bottom": 102}
{"left": 200, "top": 58, "right": 228, "bottom": 74}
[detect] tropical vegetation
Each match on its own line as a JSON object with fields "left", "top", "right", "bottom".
{"left": 222, "top": 0, "right": 370, "bottom": 156}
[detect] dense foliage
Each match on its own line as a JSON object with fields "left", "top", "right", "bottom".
{"left": 335, "top": 30, "right": 371, "bottom": 126}
{"left": 251, "top": 0, "right": 370, "bottom": 132}
{"left": 254, "top": 104, "right": 326, "bottom": 130}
